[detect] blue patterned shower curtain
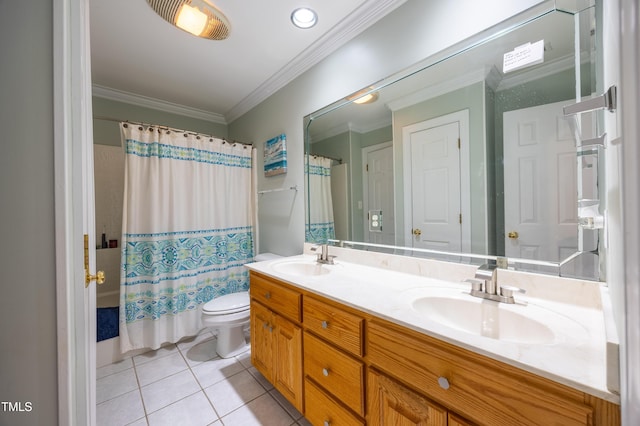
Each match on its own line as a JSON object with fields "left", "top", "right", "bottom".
{"left": 119, "top": 123, "right": 255, "bottom": 352}
{"left": 305, "top": 155, "right": 335, "bottom": 243}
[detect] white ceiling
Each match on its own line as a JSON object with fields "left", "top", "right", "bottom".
{"left": 89, "top": 0, "right": 406, "bottom": 123}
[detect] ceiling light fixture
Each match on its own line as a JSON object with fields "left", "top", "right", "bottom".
{"left": 291, "top": 7, "right": 318, "bottom": 29}
{"left": 147, "top": 0, "right": 231, "bottom": 40}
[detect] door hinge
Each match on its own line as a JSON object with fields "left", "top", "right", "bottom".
{"left": 366, "top": 164, "right": 369, "bottom": 172}
{"left": 459, "top": 213, "right": 462, "bottom": 224}
{"left": 458, "top": 138, "right": 461, "bottom": 149}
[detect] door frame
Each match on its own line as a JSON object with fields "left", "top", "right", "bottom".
{"left": 362, "top": 141, "right": 393, "bottom": 243}
{"left": 54, "top": 0, "right": 96, "bottom": 424}
{"left": 402, "top": 110, "right": 472, "bottom": 253}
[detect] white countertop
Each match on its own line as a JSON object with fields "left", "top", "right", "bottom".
{"left": 246, "top": 250, "right": 620, "bottom": 404}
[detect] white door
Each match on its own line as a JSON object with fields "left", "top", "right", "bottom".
{"left": 503, "top": 100, "right": 577, "bottom": 265}
{"left": 409, "top": 122, "right": 462, "bottom": 252}
{"left": 363, "top": 143, "right": 395, "bottom": 245}
{"left": 55, "top": 0, "right": 96, "bottom": 423}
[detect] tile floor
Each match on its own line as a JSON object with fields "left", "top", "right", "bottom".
{"left": 96, "top": 331, "right": 311, "bottom": 426}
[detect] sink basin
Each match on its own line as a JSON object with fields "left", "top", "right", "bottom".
{"left": 412, "top": 296, "right": 557, "bottom": 344}
{"left": 271, "top": 260, "right": 331, "bottom": 277}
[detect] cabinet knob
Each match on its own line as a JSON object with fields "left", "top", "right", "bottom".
{"left": 438, "top": 376, "right": 450, "bottom": 390}
{"left": 321, "top": 320, "right": 328, "bottom": 329}
{"left": 264, "top": 292, "right": 271, "bottom": 299}
{"left": 322, "top": 368, "right": 330, "bottom": 377}
{"left": 324, "top": 421, "right": 331, "bottom": 426}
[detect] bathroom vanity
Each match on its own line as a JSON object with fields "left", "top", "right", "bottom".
{"left": 246, "top": 250, "right": 620, "bottom": 426}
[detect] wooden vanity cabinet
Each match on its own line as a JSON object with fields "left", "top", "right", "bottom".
{"left": 248, "top": 271, "right": 619, "bottom": 426}
{"left": 367, "top": 319, "right": 618, "bottom": 426}
{"left": 368, "top": 368, "right": 447, "bottom": 425}
{"left": 249, "top": 273, "right": 303, "bottom": 412}
{"left": 302, "top": 296, "right": 366, "bottom": 424}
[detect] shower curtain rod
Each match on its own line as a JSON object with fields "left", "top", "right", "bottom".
{"left": 94, "top": 116, "right": 253, "bottom": 147}
{"left": 309, "top": 153, "right": 342, "bottom": 163}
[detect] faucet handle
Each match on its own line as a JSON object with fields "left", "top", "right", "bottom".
{"left": 463, "top": 278, "right": 484, "bottom": 292}
{"left": 500, "top": 285, "right": 525, "bottom": 298}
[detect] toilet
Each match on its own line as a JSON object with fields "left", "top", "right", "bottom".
{"left": 201, "top": 291, "right": 251, "bottom": 358}
{"left": 200, "top": 253, "right": 282, "bottom": 358}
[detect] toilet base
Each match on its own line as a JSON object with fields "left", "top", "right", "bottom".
{"left": 216, "top": 324, "right": 250, "bottom": 358}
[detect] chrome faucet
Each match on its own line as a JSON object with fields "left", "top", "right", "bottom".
{"left": 310, "top": 244, "right": 336, "bottom": 265}
{"left": 465, "top": 264, "right": 525, "bottom": 304}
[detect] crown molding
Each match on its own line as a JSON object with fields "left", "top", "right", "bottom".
{"left": 92, "top": 84, "right": 227, "bottom": 124}
{"left": 225, "top": 0, "right": 408, "bottom": 123}
{"left": 386, "top": 68, "right": 488, "bottom": 112}
{"left": 310, "top": 116, "right": 392, "bottom": 143}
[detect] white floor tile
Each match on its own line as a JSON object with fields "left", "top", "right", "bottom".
{"left": 133, "top": 344, "right": 179, "bottom": 366}
{"left": 191, "top": 356, "right": 245, "bottom": 388}
{"left": 247, "top": 366, "right": 274, "bottom": 391}
{"left": 126, "top": 418, "right": 149, "bottom": 426}
{"left": 180, "top": 337, "right": 218, "bottom": 366}
{"left": 140, "top": 369, "right": 201, "bottom": 414}
{"left": 97, "top": 389, "right": 145, "bottom": 426}
{"left": 97, "top": 357, "right": 133, "bottom": 380}
{"left": 204, "top": 370, "right": 267, "bottom": 417}
{"left": 235, "top": 350, "right": 252, "bottom": 369}
{"left": 135, "top": 352, "right": 188, "bottom": 386}
{"left": 97, "top": 368, "right": 139, "bottom": 404}
{"left": 177, "top": 329, "right": 216, "bottom": 352}
{"left": 147, "top": 391, "right": 218, "bottom": 426}
{"left": 270, "top": 389, "right": 304, "bottom": 421}
{"left": 221, "top": 393, "right": 295, "bottom": 426}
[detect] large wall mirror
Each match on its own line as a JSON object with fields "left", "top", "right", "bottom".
{"left": 305, "top": 1, "right": 605, "bottom": 281}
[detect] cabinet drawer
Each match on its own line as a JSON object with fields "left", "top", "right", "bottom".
{"left": 367, "top": 320, "right": 593, "bottom": 426}
{"left": 304, "top": 379, "right": 364, "bottom": 426}
{"left": 250, "top": 273, "right": 301, "bottom": 322}
{"left": 303, "top": 296, "right": 363, "bottom": 356}
{"left": 304, "top": 332, "right": 365, "bottom": 416}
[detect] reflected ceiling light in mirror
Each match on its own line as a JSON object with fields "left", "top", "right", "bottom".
{"left": 347, "top": 88, "right": 379, "bottom": 105}
{"left": 291, "top": 7, "right": 318, "bottom": 29}
{"left": 147, "top": 0, "right": 231, "bottom": 40}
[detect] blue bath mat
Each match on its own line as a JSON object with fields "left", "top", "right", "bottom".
{"left": 97, "top": 307, "right": 119, "bottom": 342}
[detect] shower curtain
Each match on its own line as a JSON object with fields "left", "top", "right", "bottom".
{"left": 119, "top": 123, "right": 254, "bottom": 352}
{"left": 305, "top": 155, "right": 335, "bottom": 243}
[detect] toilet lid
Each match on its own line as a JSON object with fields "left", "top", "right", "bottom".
{"left": 202, "top": 291, "right": 250, "bottom": 315}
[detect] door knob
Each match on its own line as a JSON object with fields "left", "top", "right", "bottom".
{"left": 412, "top": 228, "right": 422, "bottom": 236}
{"left": 507, "top": 231, "right": 519, "bottom": 239}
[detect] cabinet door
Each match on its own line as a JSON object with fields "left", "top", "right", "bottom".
{"left": 250, "top": 301, "right": 274, "bottom": 382}
{"left": 448, "top": 413, "right": 475, "bottom": 426}
{"left": 274, "top": 314, "right": 304, "bottom": 412}
{"left": 368, "top": 369, "right": 446, "bottom": 426}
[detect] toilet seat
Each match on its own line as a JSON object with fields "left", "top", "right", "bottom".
{"left": 202, "top": 291, "right": 249, "bottom": 316}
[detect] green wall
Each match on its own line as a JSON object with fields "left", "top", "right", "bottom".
{"left": 92, "top": 97, "right": 228, "bottom": 147}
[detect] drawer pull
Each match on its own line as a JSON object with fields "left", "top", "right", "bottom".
{"left": 438, "top": 376, "right": 450, "bottom": 390}
{"left": 264, "top": 291, "right": 271, "bottom": 299}
{"left": 323, "top": 421, "right": 331, "bottom": 426}
{"left": 322, "top": 368, "right": 330, "bottom": 377}
{"left": 321, "top": 320, "right": 329, "bottom": 329}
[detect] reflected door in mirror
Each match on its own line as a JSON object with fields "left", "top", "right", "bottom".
{"left": 364, "top": 143, "right": 394, "bottom": 245}
{"left": 409, "top": 121, "right": 462, "bottom": 252}
{"left": 503, "top": 100, "right": 578, "bottom": 263}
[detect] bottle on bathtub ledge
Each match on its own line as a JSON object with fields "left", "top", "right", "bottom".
{"left": 101, "top": 229, "right": 108, "bottom": 249}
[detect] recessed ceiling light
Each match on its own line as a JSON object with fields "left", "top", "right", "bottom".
{"left": 291, "top": 7, "right": 318, "bottom": 29}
